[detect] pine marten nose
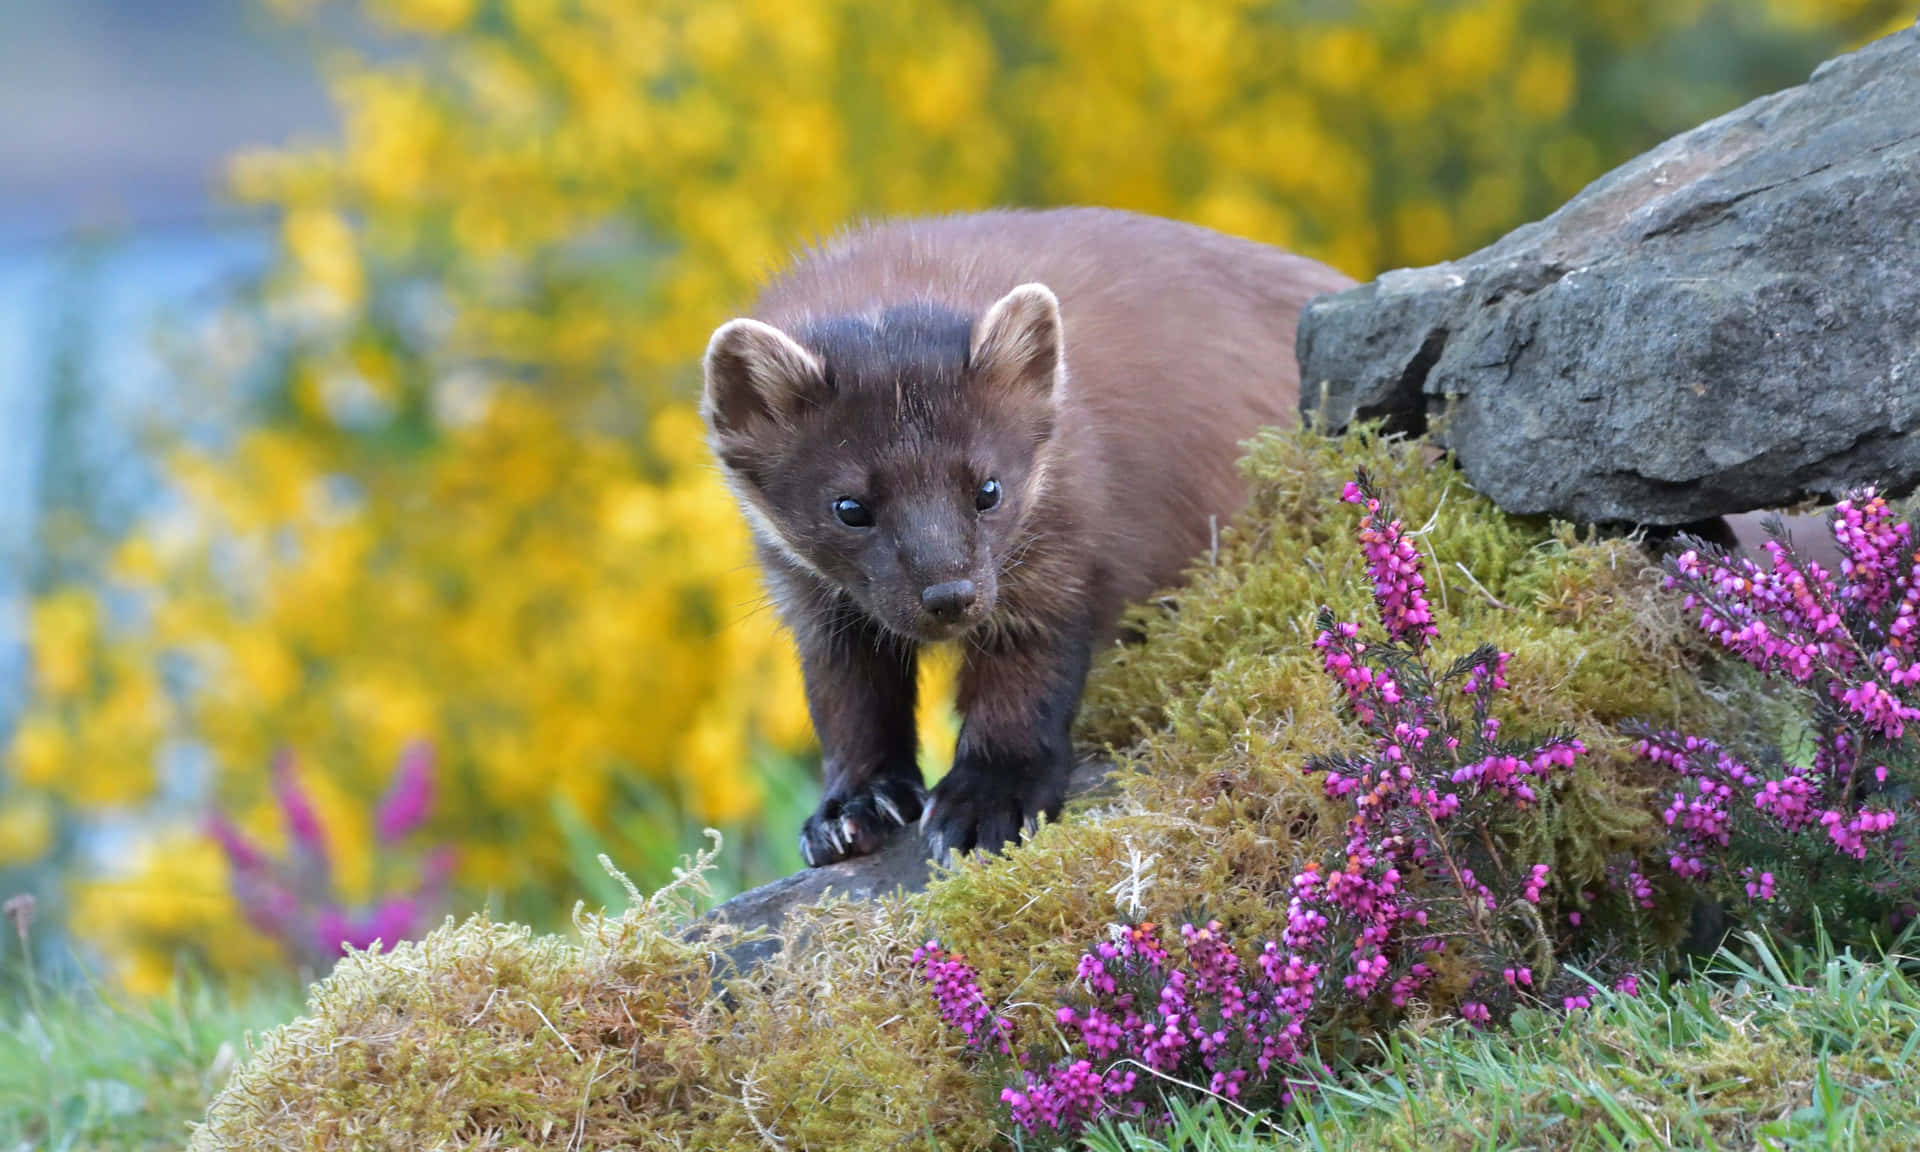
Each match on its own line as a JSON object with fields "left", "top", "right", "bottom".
{"left": 921, "top": 579, "right": 977, "bottom": 620}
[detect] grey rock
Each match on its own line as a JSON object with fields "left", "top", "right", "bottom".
{"left": 703, "top": 759, "right": 1116, "bottom": 973}
{"left": 1298, "top": 22, "right": 1920, "bottom": 526}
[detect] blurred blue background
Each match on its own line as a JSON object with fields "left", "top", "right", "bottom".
{"left": 0, "top": 0, "right": 333, "bottom": 727}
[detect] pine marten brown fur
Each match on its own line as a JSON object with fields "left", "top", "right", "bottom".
{"left": 701, "top": 207, "right": 1353, "bottom": 866}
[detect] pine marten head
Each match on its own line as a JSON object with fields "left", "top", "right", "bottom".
{"left": 702, "top": 283, "right": 1063, "bottom": 643}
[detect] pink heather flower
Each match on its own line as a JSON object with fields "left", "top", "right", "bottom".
{"left": 1180, "top": 921, "right": 1248, "bottom": 1011}
{"left": 1662, "top": 775, "right": 1734, "bottom": 876}
{"left": 1631, "top": 729, "right": 1892, "bottom": 886}
{"left": 375, "top": 740, "right": 436, "bottom": 843}
{"left": 317, "top": 897, "right": 424, "bottom": 955}
{"left": 313, "top": 907, "right": 352, "bottom": 955}
{"left": 367, "top": 896, "right": 420, "bottom": 947}
{"left": 233, "top": 877, "right": 299, "bottom": 938}
{"left": 925, "top": 918, "right": 1342, "bottom": 1139}
{"left": 1563, "top": 994, "right": 1592, "bottom": 1011}
{"left": 1667, "top": 544, "right": 1847, "bottom": 682}
{"left": 1058, "top": 1006, "right": 1126, "bottom": 1059}
{"left": 1461, "top": 652, "right": 1511, "bottom": 696}
{"left": 1837, "top": 678, "right": 1919, "bottom": 741}
{"left": 1823, "top": 807, "right": 1899, "bottom": 860}
{"left": 1625, "top": 869, "right": 1656, "bottom": 910}
{"left": 911, "top": 942, "right": 1011, "bottom": 1054}
{"left": 205, "top": 812, "right": 265, "bottom": 872}
{"left": 1451, "top": 754, "right": 1535, "bottom": 803}
{"left": 1076, "top": 948, "right": 1119, "bottom": 996}
{"left": 208, "top": 742, "right": 454, "bottom": 973}
{"left": 1755, "top": 774, "right": 1820, "bottom": 832}
{"left": 1613, "top": 973, "right": 1641, "bottom": 997}
{"left": 1669, "top": 854, "right": 1708, "bottom": 881}
{"left": 273, "top": 749, "right": 327, "bottom": 861}
{"left": 1345, "top": 472, "right": 1439, "bottom": 650}
{"left": 1121, "top": 921, "right": 1173, "bottom": 969}
{"left": 421, "top": 845, "right": 458, "bottom": 890}
{"left": 1743, "top": 869, "right": 1777, "bottom": 901}
{"left": 1523, "top": 864, "right": 1551, "bottom": 904}
{"left": 1345, "top": 950, "right": 1391, "bottom": 998}
{"left": 1417, "top": 788, "right": 1460, "bottom": 820}
{"left": 1460, "top": 1001, "right": 1492, "bottom": 1028}
{"left": 1002, "top": 1061, "right": 1139, "bottom": 1135}
{"left": 1388, "top": 965, "right": 1433, "bottom": 1008}
{"left": 1316, "top": 621, "right": 1380, "bottom": 722}
{"left": 1831, "top": 492, "right": 1909, "bottom": 615}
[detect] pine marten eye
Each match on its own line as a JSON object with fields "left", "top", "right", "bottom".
{"left": 974, "top": 477, "right": 1002, "bottom": 513}
{"left": 833, "top": 497, "right": 875, "bottom": 528}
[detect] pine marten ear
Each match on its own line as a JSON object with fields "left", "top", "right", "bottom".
{"left": 970, "top": 283, "right": 1063, "bottom": 404}
{"left": 702, "top": 319, "right": 829, "bottom": 437}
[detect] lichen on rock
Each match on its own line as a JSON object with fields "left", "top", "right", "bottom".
{"left": 191, "top": 428, "right": 1720, "bottom": 1151}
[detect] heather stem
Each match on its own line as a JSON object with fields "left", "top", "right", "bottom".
{"left": 1423, "top": 809, "right": 1500, "bottom": 951}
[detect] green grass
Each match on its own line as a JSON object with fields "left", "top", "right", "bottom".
{"left": 1081, "top": 934, "right": 1920, "bottom": 1152}
{"left": 503, "top": 746, "right": 823, "bottom": 932}
{"left": 1, "top": 976, "right": 302, "bottom": 1152}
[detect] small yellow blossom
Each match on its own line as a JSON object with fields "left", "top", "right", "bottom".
{"left": 29, "top": 590, "right": 97, "bottom": 699}
{"left": 283, "top": 209, "right": 364, "bottom": 309}
{"left": 0, "top": 796, "right": 55, "bottom": 867}
{"left": 371, "top": 0, "right": 475, "bottom": 34}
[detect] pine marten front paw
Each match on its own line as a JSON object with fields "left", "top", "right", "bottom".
{"left": 798, "top": 774, "right": 926, "bottom": 867}
{"left": 921, "top": 748, "right": 1069, "bottom": 863}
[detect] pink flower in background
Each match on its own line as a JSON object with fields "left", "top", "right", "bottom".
{"left": 421, "top": 844, "right": 458, "bottom": 889}
{"left": 273, "top": 748, "right": 328, "bottom": 865}
{"left": 205, "top": 811, "right": 264, "bottom": 872}
{"left": 208, "top": 738, "right": 451, "bottom": 972}
{"left": 315, "top": 896, "right": 425, "bottom": 955}
{"left": 375, "top": 740, "right": 436, "bottom": 843}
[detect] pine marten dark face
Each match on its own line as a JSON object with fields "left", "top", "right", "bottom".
{"left": 703, "top": 285, "right": 1063, "bottom": 643}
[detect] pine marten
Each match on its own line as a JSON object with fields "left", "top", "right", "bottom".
{"left": 701, "top": 207, "right": 1354, "bottom": 866}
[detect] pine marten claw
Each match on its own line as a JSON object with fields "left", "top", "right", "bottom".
{"left": 799, "top": 774, "right": 926, "bottom": 867}
{"left": 921, "top": 749, "right": 1069, "bottom": 863}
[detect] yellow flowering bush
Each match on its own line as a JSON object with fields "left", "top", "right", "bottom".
{"left": 3, "top": 0, "right": 1908, "bottom": 992}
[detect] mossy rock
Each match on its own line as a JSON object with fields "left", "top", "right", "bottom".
{"left": 192, "top": 428, "right": 1720, "bottom": 1151}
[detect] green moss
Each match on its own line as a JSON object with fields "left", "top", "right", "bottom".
{"left": 192, "top": 863, "right": 725, "bottom": 1149}
{"left": 693, "top": 895, "right": 995, "bottom": 1151}
{"left": 189, "top": 841, "right": 990, "bottom": 1151}
{"left": 191, "top": 429, "right": 1724, "bottom": 1150}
